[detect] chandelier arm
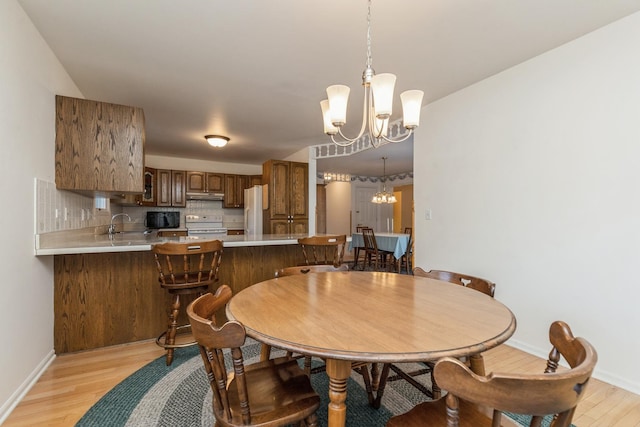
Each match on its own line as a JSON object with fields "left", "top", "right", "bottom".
{"left": 379, "top": 128, "right": 414, "bottom": 144}
{"left": 331, "top": 134, "right": 359, "bottom": 147}
{"left": 333, "top": 84, "right": 371, "bottom": 145}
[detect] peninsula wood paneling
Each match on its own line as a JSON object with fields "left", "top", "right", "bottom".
{"left": 54, "top": 245, "right": 305, "bottom": 353}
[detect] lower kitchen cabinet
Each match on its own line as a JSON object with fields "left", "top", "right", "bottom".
{"left": 157, "top": 230, "right": 188, "bottom": 237}
{"left": 268, "top": 219, "right": 308, "bottom": 235}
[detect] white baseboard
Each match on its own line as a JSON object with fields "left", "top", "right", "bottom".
{"left": 0, "top": 350, "right": 56, "bottom": 425}
{"left": 508, "top": 339, "right": 640, "bottom": 396}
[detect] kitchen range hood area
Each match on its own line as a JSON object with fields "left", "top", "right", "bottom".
{"left": 185, "top": 192, "right": 224, "bottom": 201}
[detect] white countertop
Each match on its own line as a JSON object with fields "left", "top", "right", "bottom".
{"left": 35, "top": 230, "right": 308, "bottom": 255}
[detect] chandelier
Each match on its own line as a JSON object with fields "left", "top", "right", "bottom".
{"left": 371, "top": 157, "right": 396, "bottom": 204}
{"left": 320, "top": 0, "right": 424, "bottom": 148}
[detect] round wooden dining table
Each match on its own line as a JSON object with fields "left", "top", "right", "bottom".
{"left": 226, "top": 271, "right": 516, "bottom": 427}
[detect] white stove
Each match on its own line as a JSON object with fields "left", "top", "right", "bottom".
{"left": 185, "top": 214, "right": 227, "bottom": 238}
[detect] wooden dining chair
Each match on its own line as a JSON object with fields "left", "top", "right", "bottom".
{"left": 362, "top": 228, "right": 392, "bottom": 271}
{"left": 378, "top": 267, "right": 497, "bottom": 401}
{"left": 352, "top": 225, "right": 368, "bottom": 269}
{"left": 298, "top": 234, "right": 346, "bottom": 267}
{"left": 187, "top": 285, "right": 321, "bottom": 427}
{"left": 414, "top": 267, "right": 496, "bottom": 298}
{"left": 151, "top": 239, "right": 223, "bottom": 365}
{"left": 396, "top": 227, "right": 413, "bottom": 274}
{"left": 276, "top": 263, "right": 350, "bottom": 277}
{"left": 386, "top": 321, "right": 597, "bottom": 427}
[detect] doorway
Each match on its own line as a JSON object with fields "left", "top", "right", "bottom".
{"left": 353, "top": 186, "right": 378, "bottom": 231}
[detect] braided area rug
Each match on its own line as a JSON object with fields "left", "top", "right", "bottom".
{"left": 75, "top": 339, "right": 562, "bottom": 427}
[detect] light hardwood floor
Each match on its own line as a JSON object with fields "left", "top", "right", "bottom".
{"left": 3, "top": 340, "right": 640, "bottom": 426}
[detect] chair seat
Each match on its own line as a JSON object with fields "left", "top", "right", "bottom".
{"left": 386, "top": 397, "right": 520, "bottom": 427}
{"left": 223, "top": 356, "right": 321, "bottom": 426}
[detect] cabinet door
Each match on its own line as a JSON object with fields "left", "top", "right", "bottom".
{"left": 206, "top": 173, "right": 224, "bottom": 192}
{"left": 291, "top": 220, "right": 308, "bottom": 235}
{"left": 269, "top": 220, "right": 289, "bottom": 235}
{"left": 186, "top": 171, "right": 206, "bottom": 193}
{"left": 172, "top": 170, "right": 186, "bottom": 207}
{"left": 156, "top": 169, "right": 172, "bottom": 207}
{"left": 236, "top": 175, "right": 250, "bottom": 207}
{"left": 55, "top": 95, "right": 145, "bottom": 193}
{"left": 269, "top": 161, "right": 290, "bottom": 219}
{"left": 223, "top": 174, "right": 238, "bottom": 208}
{"left": 289, "top": 162, "right": 309, "bottom": 220}
{"left": 136, "top": 167, "right": 156, "bottom": 206}
{"left": 250, "top": 175, "right": 262, "bottom": 187}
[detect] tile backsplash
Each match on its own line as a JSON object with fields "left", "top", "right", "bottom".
{"left": 35, "top": 178, "right": 246, "bottom": 235}
{"left": 35, "top": 178, "right": 112, "bottom": 234}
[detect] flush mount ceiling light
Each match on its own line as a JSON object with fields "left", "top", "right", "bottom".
{"left": 204, "top": 135, "right": 230, "bottom": 148}
{"left": 371, "top": 157, "right": 396, "bottom": 204}
{"left": 320, "top": 0, "right": 424, "bottom": 148}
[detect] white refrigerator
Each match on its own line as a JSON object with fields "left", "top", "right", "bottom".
{"left": 244, "top": 185, "right": 263, "bottom": 235}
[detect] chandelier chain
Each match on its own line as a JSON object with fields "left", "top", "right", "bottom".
{"left": 366, "top": 0, "right": 372, "bottom": 69}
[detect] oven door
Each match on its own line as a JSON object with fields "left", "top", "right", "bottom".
{"left": 187, "top": 228, "right": 227, "bottom": 239}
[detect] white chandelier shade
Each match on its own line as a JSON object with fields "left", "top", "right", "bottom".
{"left": 369, "top": 73, "right": 396, "bottom": 118}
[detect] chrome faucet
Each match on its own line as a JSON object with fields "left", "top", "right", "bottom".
{"left": 108, "top": 213, "right": 131, "bottom": 235}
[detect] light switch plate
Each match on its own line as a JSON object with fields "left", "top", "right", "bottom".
{"left": 425, "top": 209, "right": 432, "bottom": 220}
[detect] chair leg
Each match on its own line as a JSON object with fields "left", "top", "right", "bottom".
{"left": 260, "top": 344, "right": 272, "bottom": 361}
{"left": 353, "top": 247, "right": 360, "bottom": 270}
{"left": 357, "top": 364, "right": 375, "bottom": 407}
{"left": 372, "top": 363, "right": 392, "bottom": 409}
{"left": 469, "top": 353, "right": 486, "bottom": 375}
{"left": 304, "top": 356, "right": 312, "bottom": 376}
{"left": 429, "top": 362, "right": 441, "bottom": 399}
{"left": 304, "top": 412, "right": 319, "bottom": 427}
{"left": 165, "top": 293, "right": 181, "bottom": 365}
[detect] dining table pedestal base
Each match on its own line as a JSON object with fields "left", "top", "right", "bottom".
{"left": 326, "top": 358, "right": 352, "bottom": 427}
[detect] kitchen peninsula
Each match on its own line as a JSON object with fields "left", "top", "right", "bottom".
{"left": 39, "top": 231, "right": 308, "bottom": 353}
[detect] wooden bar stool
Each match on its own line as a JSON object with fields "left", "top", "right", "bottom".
{"left": 152, "top": 239, "right": 223, "bottom": 365}
{"left": 297, "top": 234, "right": 346, "bottom": 266}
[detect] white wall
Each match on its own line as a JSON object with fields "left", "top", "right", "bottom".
{"left": 325, "top": 182, "right": 351, "bottom": 235}
{"left": 414, "top": 12, "right": 640, "bottom": 393}
{"left": 0, "top": 0, "right": 83, "bottom": 421}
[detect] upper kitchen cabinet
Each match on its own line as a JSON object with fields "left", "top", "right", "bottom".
{"left": 223, "top": 174, "right": 250, "bottom": 208}
{"left": 156, "top": 169, "right": 186, "bottom": 207}
{"left": 262, "top": 160, "right": 308, "bottom": 234}
{"left": 186, "top": 171, "right": 224, "bottom": 193}
{"left": 140, "top": 167, "right": 157, "bottom": 206}
{"left": 250, "top": 175, "right": 262, "bottom": 187}
{"left": 55, "top": 95, "right": 145, "bottom": 194}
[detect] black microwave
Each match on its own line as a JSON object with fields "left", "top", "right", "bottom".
{"left": 146, "top": 211, "right": 180, "bottom": 229}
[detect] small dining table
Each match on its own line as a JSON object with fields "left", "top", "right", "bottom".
{"left": 350, "top": 232, "right": 410, "bottom": 270}
{"left": 226, "top": 271, "right": 516, "bottom": 427}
